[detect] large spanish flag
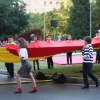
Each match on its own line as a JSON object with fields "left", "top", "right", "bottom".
{"left": 0, "top": 38, "right": 100, "bottom": 63}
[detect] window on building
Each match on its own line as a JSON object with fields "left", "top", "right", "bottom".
{"left": 34, "top": 1, "right": 38, "bottom": 4}
{"left": 41, "top": 2, "right": 44, "bottom": 5}
{"left": 36, "top": 2, "right": 38, "bottom": 4}
{"left": 56, "top": 2, "right": 59, "bottom": 6}
{"left": 28, "top": 9, "right": 31, "bottom": 11}
{"left": 50, "top": 8, "right": 53, "bottom": 11}
{"left": 41, "top": 9, "right": 43, "bottom": 11}
{"left": 34, "top": 8, "right": 37, "bottom": 11}
{"left": 27, "top": 1, "right": 31, "bottom": 6}
{"left": 50, "top": 2, "right": 53, "bottom": 4}
{"left": 44, "top": 8, "right": 46, "bottom": 12}
{"left": 44, "top": 1, "right": 46, "bottom": 5}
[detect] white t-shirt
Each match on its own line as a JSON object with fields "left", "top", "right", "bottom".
{"left": 19, "top": 48, "right": 28, "bottom": 60}
{"left": 94, "top": 36, "right": 100, "bottom": 38}
{"left": 30, "top": 40, "right": 35, "bottom": 43}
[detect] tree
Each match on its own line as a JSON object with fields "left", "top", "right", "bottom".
{"left": 66, "top": 0, "right": 90, "bottom": 39}
{"left": 27, "top": 13, "right": 44, "bottom": 33}
{"left": 0, "top": 0, "right": 29, "bottom": 39}
{"left": 20, "top": 0, "right": 72, "bottom": 40}
{"left": 19, "top": 29, "right": 43, "bottom": 41}
{"left": 92, "top": 0, "right": 100, "bottom": 36}
{"left": 45, "top": 0, "right": 73, "bottom": 39}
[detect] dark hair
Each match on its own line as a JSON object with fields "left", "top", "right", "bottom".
{"left": 47, "top": 35, "right": 51, "bottom": 37}
{"left": 8, "top": 35, "right": 14, "bottom": 39}
{"left": 95, "top": 30, "right": 99, "bottom": 34}
{"left": 84, "top": 36, "right": 91, "bottom": 44}
{"left": 33, "top": 35, "right": 38, "bottom": 39}
{"left": 18, "top": 38, "right": 28, "bottom": 48}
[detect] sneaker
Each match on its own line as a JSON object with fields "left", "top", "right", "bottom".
{"left": 29, "top": 87, "right": 37, "bottom": 93}
{"left": 70, "top": 64, "right": 72, "bottom": 66}
{"left": 14, "top": 88, "right": 22, "bottom": 93}
{"left": 67, "top": 65, "right": 69, "bottom": 66}
{"left": 7, "top": 75, "right": 14, "bottom": 78}
{"left": 29, "top": 90, "right": 37, "bottom": 93}
{"left": 96, "top": 80, "right": 100, "bottom": 87}
{"left": 81, "top": 85, "right": 89, "bottom": 89}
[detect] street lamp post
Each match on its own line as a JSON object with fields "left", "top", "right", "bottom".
{"left": 90, "top": 0, "right": 92, "bottom": 38}
{"left": 44, "top": 5, "right": 46, "bottom": 40}
{"left": 44, "top": 11, "right": 45, "bottom": 40}
{"left": 90, "top": 0, "right": 93, "bottom": 38}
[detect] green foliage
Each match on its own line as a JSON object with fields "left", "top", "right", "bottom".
{"left": 19, "top": 29, "right": 43, "bottom": 41}
{"left": 92, "top": 0, "right": 100, "bottom": 36}
{"left": 0, "top": 0, "right": 29, "bottom": 39}
{"left": 27, "top": 13, "right": 44, "bottom": 32}
{"left": 66, "top": 0, "right": 90, "bottom": 39}
{"left": 45, "top": 0, "right": 73, "bottom": 39}
{"left": 21, "top": 0, "right": 72, "bottom": 40}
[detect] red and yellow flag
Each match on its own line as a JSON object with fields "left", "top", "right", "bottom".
{"left": 0, "top": 38, "right": 100, "bottom": 63}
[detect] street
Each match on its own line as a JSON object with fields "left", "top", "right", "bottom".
{"left": 0, "top": 75, "right": 100, "bottom": 100}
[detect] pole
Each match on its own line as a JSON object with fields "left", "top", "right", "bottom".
{"left": 44, "top": 12, "right": 45, "bottom": 40}
{"left": 90, "top": 1, "right": 92, "bottom": 37}
{"left": 54, "top": 27, "right": 56, "bottom": 41}
{"left": 44, "top": 7, "right": 45, "bottom": 40}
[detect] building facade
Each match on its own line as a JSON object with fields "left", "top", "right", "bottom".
{"left": 22, "top": 0, "right": 68, "bottom": 13}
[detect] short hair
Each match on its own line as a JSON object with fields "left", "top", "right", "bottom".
{"left": 33, "top": 35, "right": 39, "bottom": 40}
{"left": 18, "top": 38, "right": 28, "bottom": 48}
{"left": 47, "top": 35, "right": 51, "bottom": 37}
{"left": 33, "top": 35, "right": 38, "bottom": 38}
{"left": 95, "top": 30, "right": 99, "bottom": 34}
{"left": 8, "top": 35, "right": 14, "bottom": 39}
{"left": 84, "top": 36, "right": 91, "bottom": 44}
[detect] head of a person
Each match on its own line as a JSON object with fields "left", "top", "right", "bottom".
{"left": 47, "top": 35, "right": 52, "bottom": 41}
{"left": 95, "top": 31, "right": 99, "bottom": 37}
{"left": 18, "top": 38, "right": 28, "bottom": 48}
{"left": 66, "top": 34, "right": 72, "bottom": 40}
{"left": 84, "top": 36, "right": 91, "bottom": 45}
{"left": 8, "top": 36, "right": 14, "bottom": 43}
{"left": 33, "top": 35, "right": 38, "bottom": 41}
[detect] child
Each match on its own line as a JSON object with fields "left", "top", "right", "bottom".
{"left": 94, "top": 31, "right": 100, "bottom": 63}
{"left": 14, "top": 38, "right": 37, "bottom": 93}
{"left": 46, "top": 35, "right": 53, "bottom": 69}
{"left": 5, "top": 36, "right": 15, "bottom": 78}
{"left": 81, "top": 36, "right": 99, "bottom": 89}
{"left": 31, "top": 35, "right": 40, "bottom": 71}
{"left": 66, "top": 34, "right": 73, "bottom": 66}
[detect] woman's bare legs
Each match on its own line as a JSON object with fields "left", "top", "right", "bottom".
{"left": 28, "top": 72, "right": 37, "bottom": 93}
{"left": 14, "top": 73, "right": 22, "bottom": 93}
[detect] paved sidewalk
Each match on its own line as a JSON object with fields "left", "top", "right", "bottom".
{"left": 0, "top": 69, "right": 98, "bottom": 85}
{"left": 0, "top": 69, "right": 17, "bottom": 75}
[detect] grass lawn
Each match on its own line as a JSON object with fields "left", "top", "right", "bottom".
{"left": 0, "top": 61, "right": 100, "bottom": 78}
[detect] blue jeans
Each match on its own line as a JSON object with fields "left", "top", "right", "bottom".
{"left": 83, "top": 63, "right": 98, "bottom": 86}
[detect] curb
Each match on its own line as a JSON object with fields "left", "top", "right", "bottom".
{"left": 0, "top": 80, "right": 53, "bottom": 85}
{"left": 43, "top": 75, "right": 97, "bottom": 85}
{"left": 0, "top": 69, "right": 98, "bottom": 85}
